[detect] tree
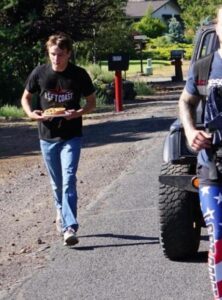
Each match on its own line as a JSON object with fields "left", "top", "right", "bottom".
{"left": 177, "top": 0, "right": 222, "bottom": 35}
{"left": 0, "top": 0, "right": 128, "bottom": 105}
{"left": 167, "top": 17, "right": 184, "bottom": 43}
{"left": 78, "top": 20, "right": 135, "bottom": 62}
{"left": 0, "top": 0, "right": 128, "bottom": 41}
{"left": 132, "top": 6, "right": 166, "bottom": 38}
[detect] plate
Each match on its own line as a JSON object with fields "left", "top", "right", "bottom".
{"left": 43, "top": 112, "right": 71, "bottom": 118}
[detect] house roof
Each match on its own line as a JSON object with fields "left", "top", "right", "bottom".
{"left": 126, "top": 0, "right": 172, "bottom": 18}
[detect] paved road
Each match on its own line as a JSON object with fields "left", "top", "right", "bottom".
{"left": 2, "top": 102, "right": 212, "bottom": 300}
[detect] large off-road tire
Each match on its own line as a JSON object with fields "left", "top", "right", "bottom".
{"left": 159, "top": 162, "right": 202, "bottom": 260}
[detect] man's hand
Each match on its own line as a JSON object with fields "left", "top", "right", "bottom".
{"left": 186, "top": 129, "right": 212, "bottom": 151}
{"left": 64, "top": 109, "right": 80, "bottom": 120}
{"left": 64, "top": 93, "right": 96, "bottom": 120}
{"left": 28, "top": 110, "right": 45, "bottom": 121}
{"left": 178, "top": 89, "right": 212, "bottom": 152}
{"left": 21, "top": 90, "right": 46, "bottom": 121}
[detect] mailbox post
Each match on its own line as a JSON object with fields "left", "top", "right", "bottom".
{"left": 108, "top": 53, "right": 129, "bottom": 112}
{"left": 170, "top": 50, "right": 184, "bottom": 82}
{"left": 114, "top": 70, "right": 123, "bottom": 112}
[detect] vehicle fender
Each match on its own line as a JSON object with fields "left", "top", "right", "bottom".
{"left": 162, "top": 120, "right": 181, "bottom": 163}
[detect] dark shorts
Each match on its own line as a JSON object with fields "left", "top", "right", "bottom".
{"left": 197, "top": 164, "right": 222, "bottom": 186}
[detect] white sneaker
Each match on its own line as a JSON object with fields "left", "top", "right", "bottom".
{"left": 64, "top": 227, "right": 79, "bottom": 246}
{"left": 56, "top": 209, "right": 63, "bottom": 235}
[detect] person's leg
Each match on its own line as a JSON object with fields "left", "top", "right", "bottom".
{"left": 60, "top": 137, "right": 82, "bottom": 232}
{"left": 199, "top": 184, "right": 222, "bottom": 299}
{"left": 40, "top": 139, "right": 64, "bottom": 231}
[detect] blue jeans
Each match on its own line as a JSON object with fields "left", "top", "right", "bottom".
{"left": 40, "top": 137, "right": 82, "bottom": 232}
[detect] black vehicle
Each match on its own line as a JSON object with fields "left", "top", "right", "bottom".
{"left": 158, "top": 24, "right": 219, "bottom": 260}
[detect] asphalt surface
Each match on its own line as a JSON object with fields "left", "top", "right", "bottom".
{"left": 1, "top": 102, "right": 212, "bottom": 300}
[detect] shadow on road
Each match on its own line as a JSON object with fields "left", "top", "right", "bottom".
{"left": 0, "top": 123, "right": 40, "bottom": 158}
{"left": 72, "top": 233, "right": 159, "bottom": 251}
{"left": 83, "top": 116, "right": 175, "bottom": 148}
{"left": 73, "top": 233, "right": 208, "bottom": 263}
{"left": 0, "top": 116, "right": 175, "bottom": 158}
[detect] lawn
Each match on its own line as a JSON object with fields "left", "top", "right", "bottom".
{"left": 100, "top": 59, "right": 190, "bottom": 79}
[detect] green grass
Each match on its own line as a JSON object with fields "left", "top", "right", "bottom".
{"left": 0, "top": 105, "right": 25, "bottom": 118}
{"left": 100, "top": 59, "right": 170, "bottom": 70}
{"left": 100, "top": 59, "right": 189, "bottom": 77}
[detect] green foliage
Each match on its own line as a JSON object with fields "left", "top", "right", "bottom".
{"left": 0, "top": 0, "right": 128, "bottom": 41}
{"left": 0, "top": 0, "right": 19, "bottom": 10}
{"left": 143, "top": 39, "right": 193, "bottom": 60}
{"left": 86, "top": 64, "right": 114, "bottom": 106}
{"left": 167, "top": 17, "right": 185, "bottom": 43}
{"left": 150, "top": 36, "right": 172, "bottom": 47}
{"left": 0, "top": 0, "right": 129, "bottom": 106}
{"left": 87, "top": 64, "right": 113, "bottom": 83}
{"left": 75, "top": 20, "right": 135, "bottom": 63}
{"left": 134, "top": 82, "right": 154, "bottom": 96}
{"left": 94, "top": 21, "right": 135, "bottom": 61}
{"left": 0, "top": 104, "right": 25, "bottom": 118}
{"left": 132, "top": 6, "right": 166, "bottom": 38}
{"left": 177, "top": 0, "right": 222, "bottom": 34}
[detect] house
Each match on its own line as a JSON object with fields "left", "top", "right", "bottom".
{"left": 126, "top": 0, "right": 181, "bottom": 23}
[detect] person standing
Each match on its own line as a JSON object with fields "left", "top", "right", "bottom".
{"left": 21, "top": 32, "right": 96, "bottom": 246}
{"left": 179, "top": 6, "right": 222, "bottom": 299}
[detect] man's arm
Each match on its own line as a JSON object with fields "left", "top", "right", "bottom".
{"left": 178, "top": 89, "right": 211, "bottom": 151}
{"left": 65, "top": 92, "right": 96, "bottom": 120}
{"left": 80, "top": 92, "right": 96, "bottom": 115}
{"left": 21, "top": 89, "right": 44, "bottom": 120}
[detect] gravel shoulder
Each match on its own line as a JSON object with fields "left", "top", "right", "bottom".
{"left": 0, "top": 92, "right": 179, "bottom": 294}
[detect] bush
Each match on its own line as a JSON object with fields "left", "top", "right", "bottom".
{"left": 86, "top": 64, "right": 114, "bottom": 106}
{"left": 86, "top": 64, "right": 138, "bottom": 105}
{"left": 132, "top": 7, "right": 166, "bottom": 38}
{"left": 87, "top": 64, "right": 113, "bottom": 83}
{"left": 142, "top": 39, "right": 193, "bottom": 60}
{"left": 0, "top": 105, "right": 25, "bottom": 118}
{"left": 134, "top": 82, "right": 154, "bottom": 96}
{"left": 151, "top": 36, "right": 172, "bottom": 47}
{"left": 128, "top": 38, "right": 194, "bottom": 61}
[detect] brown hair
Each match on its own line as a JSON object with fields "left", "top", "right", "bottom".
{"left": 45, "top": 32, "right": 73, "bottom": 53}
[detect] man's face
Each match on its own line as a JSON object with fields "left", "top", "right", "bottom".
{"left": 216, "top": 8, "right": 222, "bottom": 44}
{"left": 48, "top": 45, "right": 71, "bottom": 72}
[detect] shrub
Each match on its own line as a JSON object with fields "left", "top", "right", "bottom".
{"left": 86, "top": 64, "right": 114, "bottom": 106}
{"left": 0, "top": 105, "right": 25, "bottom": 118}
{"left": 87, "top": 64, "right": 113, "bottom": 83}
{"left": 134, "top": 82, "right": 154, "bottom": 96}
{"left": 132, "top": 6, "right": 166, "bottom": 38}
{"left": 151, "top": 36, "right": 172, "bottom": 47}
{"left": 142, "top": 40, "right": 193, "bottom": 60}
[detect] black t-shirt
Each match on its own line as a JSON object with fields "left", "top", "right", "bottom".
{"left": 25, "top": 63, "right": 95, "bottom": 141}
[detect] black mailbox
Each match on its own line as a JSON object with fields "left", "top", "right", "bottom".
{"left": 108, "top": 53, "right": 129, "bottom": 71}
{"left": 170, "top": 50, "right": 185, "bottom": 60}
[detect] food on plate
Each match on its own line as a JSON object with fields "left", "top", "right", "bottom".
{"left": 43, "top": 107, "right": 66, "bottom": 116}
